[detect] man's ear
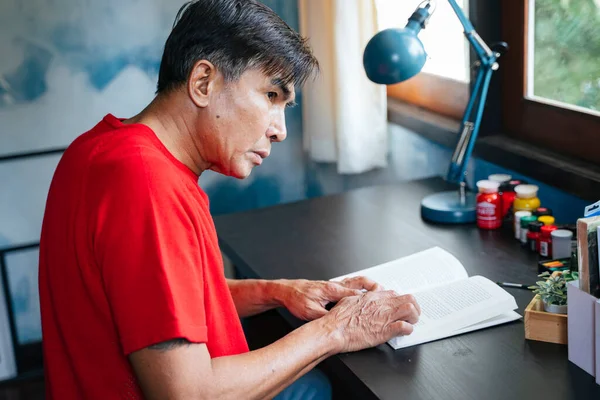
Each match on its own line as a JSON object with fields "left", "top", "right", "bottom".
{"left": 187, "top": 60, "right": 218, "bottom": 108}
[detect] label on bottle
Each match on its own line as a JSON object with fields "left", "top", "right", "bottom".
{"left": 521, "top": 229, "right": 528, "bottom": 244}
{"left": 529, "top": 238, "right": 537, "bottom": 252}
{"left": 540, "top": 241, "right": 549, "bottom": 257}
{"left": 477, "top": 201, "right": 501, "bottom": 229}
{"left": 514, "top": 217, "right": 521, "bottom": 240}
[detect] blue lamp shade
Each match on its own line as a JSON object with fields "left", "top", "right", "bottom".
{"left": 363, "top": 27, "right": 427, "bottom": 85}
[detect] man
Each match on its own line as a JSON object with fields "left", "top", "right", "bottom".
{"left": 39, "top": 1, "right": 421, "bottom": 399}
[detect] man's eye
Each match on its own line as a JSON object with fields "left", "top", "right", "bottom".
{"left": 267, "top": 92, "right": 278, "bottom": 100}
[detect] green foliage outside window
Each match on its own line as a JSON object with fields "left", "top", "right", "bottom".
{"left": 533, "top": 0, "right": 600, "bottom": 112}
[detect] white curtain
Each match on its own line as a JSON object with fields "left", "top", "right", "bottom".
{"left": 299, "top": 0, "right": 388, "bottom": 174}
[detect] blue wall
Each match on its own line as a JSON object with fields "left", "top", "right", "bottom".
{"left": 0, "top": 0, "right": 186, "bottom": 248}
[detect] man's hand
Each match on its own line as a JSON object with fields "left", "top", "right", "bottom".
{"left": 275, "top": 276, "right": 384, "bottom": 321}
{"left": 323, "top": 290, "right": 421, "bottom": 353}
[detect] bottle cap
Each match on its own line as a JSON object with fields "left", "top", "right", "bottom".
{"left": 476, "top": 180, "right": 500, "bottom": 194}
{"left": 521, "top": 215, "right": 538, "bottom": 228}
{"left": 528, "top": 221, "right": 544, "bottom": 232}
{"left": 514, "top": 184, "right": 539, "bottom": 199}
{"left": 541, "top": 224, "right": 557, "bottom": 236}
{"left": 533, "top": 207, "right": 553, "bottom": 216}
{"left": 556, "top": 224, "right": 577, "bottom": 235}
{"left": 551, "top": 229, "right": 573, "bottom": 239}
{"left": 501, "top": 179, "right": 524, "bottom": 193}
{"left": 538, "top": 215, "right": 555, "bottom": 226}
{"left": 488, "top": 174, "right": 512, "bottom": 184}
{"left": 500, "top": 180, "right": 521, "bottom": 192}
{"left": 514, "top": 210, "right": 532, "bottom": 218}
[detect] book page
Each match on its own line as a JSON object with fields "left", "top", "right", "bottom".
{"left": 331, "top": 247, "right": 468, "bottom": 294}
{"left": 389, "top": 275, "right": 518, "bottom": 348}
{"left": 388, "top": 311, "right": 522, "bottom": 349}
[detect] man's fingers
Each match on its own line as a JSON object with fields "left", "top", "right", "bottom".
{"left": 340, "top": 276, "right": 384, "bottom": 292}
{"left": 373, "top": 289, "right": 400, "bottom": 299}
{"left": 387, "top": 321, "right": 414, "bottom": 336}
{"left": 327, "top": 283, "right": 362, "bottom": 301}
{"left": 393, "top": 294, "right": 421, "bottom": 315}
{"left": 391, "top": 296, "right": 420, "bottom": 325}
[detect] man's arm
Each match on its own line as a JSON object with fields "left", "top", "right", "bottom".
{"left": 227, "top": 277, "right": 382, "bottom": 319}
{"left": 131, "top": 317, "right": 335, "bottom": 400}
{"left": 130, "top": 290, "right": 420, "bottom": 400}
{"left": 226, "top": 279, "right": 281, "bottom": 317}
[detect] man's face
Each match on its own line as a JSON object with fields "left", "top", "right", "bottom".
{"left": 199, "top": 68, "right": 295, "bottom": 179}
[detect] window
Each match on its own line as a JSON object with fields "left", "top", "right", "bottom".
{"left": 375, "top": 0, "right": 470, "bottom": 119}
{"left": 501, "top": 0, "right": 600, "bottom": 165}
{"left": 527, "top": 0, "right": 600, "bottom": 116}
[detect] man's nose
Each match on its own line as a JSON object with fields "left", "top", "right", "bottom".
{"left": 268, "top": 110, "right": 287, "bottom": 143}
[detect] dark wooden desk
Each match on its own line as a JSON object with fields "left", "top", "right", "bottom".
{"left": 214, "top": 177, "right": 600, "bottom": 400}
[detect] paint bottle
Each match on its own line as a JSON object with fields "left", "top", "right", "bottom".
{"left": 527, "top": 221, "right": 544, "bottom": 253}
{"left": 520, "top": 215, "right": 539, "bottom": 245}
{"left": 538, "top": 215, "right": 555, "bottom": 226}
{"left": 551, "top": 229, "right": 573, "bottom": 259}
{"left": 539, "top": 225, "right": 558, "bottom": 258}
{"left": 513, "top": 185, "right": 541, "bottom": 213}
{"left": 514, "top": 210, "right": 532, "bottom": 240}
{"left": 533, "top": 207, "right": 553, "bottom": 217}
{"left": 499, "top": 180, "right": 520, "bottom": 220}
{"left": 476, "top": 180, "right": 502, "bottom": 230}
{"left": 488, "top": 174, "right": 512, "bottom": 185}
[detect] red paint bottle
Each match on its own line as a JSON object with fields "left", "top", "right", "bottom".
{"left": 476, "top": 180, "right": 502, "bottom": 230}
{"left": 526, "top": 221, "right": 543, "bottom": 253}
{"left": 539, "top": 225, "right": 558, "bottom": 258}
{"left": 499, "top": 179, "right": 523, "bottom": 220}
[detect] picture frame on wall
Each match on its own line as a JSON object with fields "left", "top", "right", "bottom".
{"left": 0, "top": 243, "right": 43, "bottom": 377}
{"left": 0, "top": 262, "right": 17, "bottom": 381}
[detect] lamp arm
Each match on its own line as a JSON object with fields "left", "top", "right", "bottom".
{"left": 446, "top": 64, "right": 494, "bottom": 184}
{"left": 444, "top": 0, "right": 499, "bottom": 185}
{"left": 446, "top": 0, "right": 494, "bottom": 60}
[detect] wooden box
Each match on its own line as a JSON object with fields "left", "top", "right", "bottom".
{"left": 524, "top": 295, "right": 568, "bottom": 345}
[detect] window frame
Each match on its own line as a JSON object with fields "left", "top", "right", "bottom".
{"left": 500, "top": 0, "right": 600, "bottom": 165}
{"left": 387, "top": 72, "right": 469, "bottom": 120}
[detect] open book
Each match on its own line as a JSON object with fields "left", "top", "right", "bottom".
{"left": 331, "top": 247, "right": 521, "bottom": 349}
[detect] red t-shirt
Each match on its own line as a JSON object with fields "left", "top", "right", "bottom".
{"left": 39, "top": 114, "right": 248, "bottom": 399}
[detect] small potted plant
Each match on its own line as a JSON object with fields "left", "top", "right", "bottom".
{"left": 529, "top": 270, "right": 579, "bottom": 314}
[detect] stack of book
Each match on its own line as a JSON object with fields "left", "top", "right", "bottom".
{"left": 577, "top": 213, "right": 600, "bottom": 297}
{"left": 568, "top": 209, "right": 600, "bottom": 385}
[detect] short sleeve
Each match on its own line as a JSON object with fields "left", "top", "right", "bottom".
{"left": 91, "top": 152, "right": 207, "bottom": 355}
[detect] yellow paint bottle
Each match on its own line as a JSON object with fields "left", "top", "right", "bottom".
{"left": 513, "top": 184, "right": 541, "bottom": 213}
{"left": 538, "top": 215, "right": 556, "bottom": 226}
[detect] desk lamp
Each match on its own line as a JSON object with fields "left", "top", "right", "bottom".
{"left": 363, "top": 0, "right": 507, "bottom": 224}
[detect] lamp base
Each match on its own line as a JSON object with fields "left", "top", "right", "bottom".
{"left": 421, "top": 190, "right": 477, "bottom": 224}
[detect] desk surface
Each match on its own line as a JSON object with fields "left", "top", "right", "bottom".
{"left": 214, "top": 177, "right": 600, "bottom": 400}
